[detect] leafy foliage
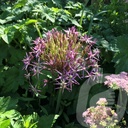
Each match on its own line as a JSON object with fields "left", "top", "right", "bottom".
{"left": 0, "top": 97, "right": 59, "bottom": 128}
{"left": 112, "top": 35, "right": 128, "bottom": 73}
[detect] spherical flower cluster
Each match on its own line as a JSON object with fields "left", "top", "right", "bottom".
{"left": 82, "top": 98, "right": 118, "bottom": 128}
{"left": 104, "top": 72, "right": 128, "bottom": 93}
{"left": 23, "top": 27, "right": 99, "bottom": 91}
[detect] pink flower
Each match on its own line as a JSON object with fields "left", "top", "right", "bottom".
{"left": 82, "top": 98, "right": 118, "bottom": 127}
{"left": 23, "top": 27, "right": 100, "bottom": 92}
{"left": 96, "top": 98, "right": 108, "bottom": 106}
{"left": 104, "top": 72, "right": 128, "bottom": 93}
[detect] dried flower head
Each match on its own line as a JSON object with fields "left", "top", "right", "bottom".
{"left": 23, "top": 27, "right": 99, "bottom": 91}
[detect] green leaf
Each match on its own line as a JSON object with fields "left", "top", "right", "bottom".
{"left": 13, "top": 0, "right": 28, "bottom": 9}
{"left": 65, "top": 122, "right": 78, "bottom": 128}
{"left": 0, "top": 26, "right": 5, "bottom": 35}
{"left": 0, "top": 96, "right": 18, "bottom": 113}
{"left": 23, "top": 113, "right": 38, "bottom": 128}
{"left": 9, "top": 47, "right": 25, "bottom": 64}
{"left": 1, "top": 25, "right": 16, "bottom": 44}
{"left": 0, "top": 119, "right": 11, "bottom": 128}
{"left": 112, "top": 35, "right": 128, "bottom": 73}
{"left": 63, "top": 112, "right": 69, "bottom": 123}
{"left": 25, "top": 19, "right": 38, "bottom": 25}
{"left": 1, "top": 110, "right": 21, "bottom": 120}
{"left": 70, "top": 19, "right": 82, "bottom": 28}
{"left": 1, "top": 34, "right": 9, "bottom": 44}
{"left": 0, "top": 19, "right": 6, "bottom": 24}
{"left": 51, "top": 7, "right": 60, "bottom": 13}
{"left": 38, "top": 114, "right": 59, "bottom": 128}
{"left": 45, "top": 13, "right": 55, "bottom": 23}
{"left": 0, "top": 43, "right": 8, "bottom": 65}
{"left": 3, "top": 66, "right": 25, "bottom": 93}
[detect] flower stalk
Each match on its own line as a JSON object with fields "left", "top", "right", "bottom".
{"left": 55, "top": 86, "right": 63, "bottom": 114}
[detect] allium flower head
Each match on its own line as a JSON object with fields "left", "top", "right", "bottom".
{"left": 104, "top": 72, "right": 128, "bottom": 93}
{"left": 23, "top": 27, "right": 99, "bottom": 91}
{"left": 82, "top": 98, "right": 118, "bottom": 128}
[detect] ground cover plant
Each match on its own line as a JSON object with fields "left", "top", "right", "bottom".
{"left": 0, "top": 0, "right": 128, "bottom": 127}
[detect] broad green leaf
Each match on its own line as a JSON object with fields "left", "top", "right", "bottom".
{"left": 51, "top": 115, "right": 59, "bottom": 127}
{"left": 0, "top": 44, "right": 8, "bottom": 65}
{"left": 51, "top": 7, "right": 60, "bottom": 13}
{"left": 12, "top": 121, "right": 23, "bottom": 128}
{"left": 0, "top": 19, "right": 6, "bottom": 24}
{"left": 112, "top": 35, "right": 128, "bottom": 73}
{"left": 13, "top": 0, "right": 28, "bottom": 9}
{"left": 63, "top": 112, "right": 69, "bottom": 123}
{"left": 1, "top": 110, "right": 21, "bottom": 120}
{"left": 65, "top": 122, "right": 78, "bottom": 128}
{"left": 1, "top": 34, "right": 9, "bottom": 44}
{"left": 1, "top": 25, "right": 16, "bottom": 44}
{"left": 60, "top": 15, "right": 69, "bottom": 22}
{"left": 0, "top": 119, "right": 11, "bottom": 128}
{"left": 3, "top": 66, "right": 25, "bottom": 93}
{"left": 9, "top": 47, "right": 25, "bottom": 64}
{"left": 23, "top": 112, "right": 38, "bottom": 128}
{"left": 64, "top": 10, "right": 71, "bottom": 15}
{"left": 70, "top": 19, "right": 82, "bottom": 28}
{"left": 12, "top": 113, "right": 38, "bottom": 128}
{"left": 0, "top": 26, "right": 4, "bottom": 35}
{"left": 0, "top": 96, "right": 18, "bottom": 113}
{"left": 45, "top": 13, "right": 55, "bottom": 23}
{"left": 38, "top": 114, "right": 59, "bottom": 128}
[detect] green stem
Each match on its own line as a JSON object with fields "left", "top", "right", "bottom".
{"left": 49, "top": 86, "right": 55, "bottom": 107}
{"left": 119, "top": 89, "right": 122, "bottom": 105}
{"left": 84, "top": 0, "right": 89, "bottom": 6}
{"left": 55, "top": 87, "right": 63, "bottom": 114}
{"left": 35, "top": 22, "right": 42, "bottom": 38}
{"left": 78, "top": 6, "right": 84, "bottom": 31}
{"left": 88, "top": 15, "right": 94, "bottom": 36}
